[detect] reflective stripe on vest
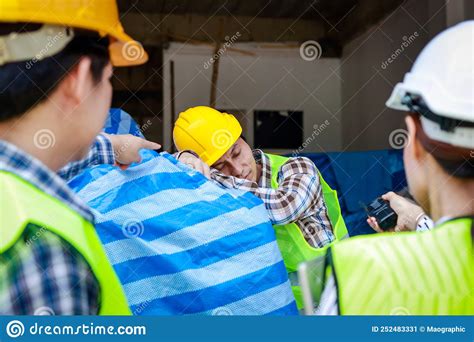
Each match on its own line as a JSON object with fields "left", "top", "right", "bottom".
{"left": 330, "top": 217, "right": 474, "bottom": 315}
{"left": 266, "top": 154, "right": 348, "bottom": 309}
{"left": 0, "top": 171, "right": 131, "bottom": 315}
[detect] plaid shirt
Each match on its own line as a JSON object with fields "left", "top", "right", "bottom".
{"left": 211, "top": 150, "right": 335, "bottom": 248}
{"left": 0, "top": 135, "right": 113, "bottom": 315}
{"left": 57, "top": 134, "right": 115, "bottom": 181}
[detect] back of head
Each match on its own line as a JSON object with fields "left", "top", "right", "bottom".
{"left": 387, "top": 20, "right": 474, "bottom": 179}
{"left": 0, "top": 0, "right": 148, "bottom": 122}
{"left": 0, "top": 23, "right": 110, "bottom": 122}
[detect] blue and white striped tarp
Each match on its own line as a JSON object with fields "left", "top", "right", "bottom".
{"left": 68, "top": 150, "right": 297, "bottom": 315}
{"left": 104, "top": 109, "right": 145, "bottom": 137}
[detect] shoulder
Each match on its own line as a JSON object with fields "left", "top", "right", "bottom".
{"left": 280, "top": 156, "right": 319, "bottom": 176}
{"left": 1, "top": 224, "right": 99, "bottom": 314}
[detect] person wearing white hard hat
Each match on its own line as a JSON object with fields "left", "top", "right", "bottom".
{"left": 313, "top": 21, "right": 474, "bottom": 315}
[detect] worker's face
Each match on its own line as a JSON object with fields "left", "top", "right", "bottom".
{"left": 212, "top": 138, "right": 259, "bottom": 182}
{"left": 403, "top": 115, "right": 430, "bottom": 211}
{"left": 65, "top": 58, "right": 113, "bottom": 161}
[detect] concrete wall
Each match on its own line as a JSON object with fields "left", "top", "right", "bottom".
{"left": 340, "top": 0, "right": 447, "bottom": 151}
{"left": 465, "top": 1, "right": 474, "bottom": 20}
{"left": 163, "top": 43, "right": 342, "bottom": 153}
{"left": 162, "top": 0, "right": 464, "bottom": 153}
{"left": 447, "top": 0, "right": 474, "bottom": 25}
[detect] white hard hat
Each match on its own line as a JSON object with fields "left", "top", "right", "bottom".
{"left": 386, "top": 21, "right": 474, "bottom": 149}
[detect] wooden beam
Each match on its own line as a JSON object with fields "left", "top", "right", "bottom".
{"left": 120, "top": 13, "right": 342, "bottom": 57}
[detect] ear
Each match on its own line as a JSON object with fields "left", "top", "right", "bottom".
{"left": 59, "top": 56, "right": 93, "bottom": 107}
{"left": 405, "top": 115, "right": 425, "bottom": 161}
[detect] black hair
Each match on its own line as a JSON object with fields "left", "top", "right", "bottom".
{"left": 435, "top": 157, "right": 473, "bottom": 178}
{"left": 408, "top": 113, "right": 474, "bottom": 179}
{"left": 0, "top": 23, "right": 110, "bottom": 122}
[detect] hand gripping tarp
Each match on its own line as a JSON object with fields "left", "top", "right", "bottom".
{"left": 68, "top": 150, "right": 297, "bottom": 315}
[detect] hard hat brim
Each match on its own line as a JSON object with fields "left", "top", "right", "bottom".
{"left": 109, "top": 38, "right": 149, "bottom": 67}
{"left": 387, "top": 75, "right": 474, "bottom": 149}
{"left": 386, "top": 73, "right": 473, "bottom": 122}
{"left": 0, "top": 3, "right": 148, "bottom": 67}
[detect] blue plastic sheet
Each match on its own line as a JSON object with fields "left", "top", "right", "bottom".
{"left": 69, "top": 150, "right": 297, "bottom": 315}
{"left": 105, "top": 108, "right": 144, "bottom": 137}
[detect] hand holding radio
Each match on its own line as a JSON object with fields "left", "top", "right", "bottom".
{"left": 366, "top": 191, "right": 425, "bottom": 233}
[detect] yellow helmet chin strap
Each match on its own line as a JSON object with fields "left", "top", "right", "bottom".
{"left": 0, "top": 24, "right": 74, "bottom": 66}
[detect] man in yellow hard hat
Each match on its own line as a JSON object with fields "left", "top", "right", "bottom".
{"left": 0, "top": 0, "right": 151, "bottom": 315}
{"left": 173, "top": 106, "right": 348, "bottom": 309}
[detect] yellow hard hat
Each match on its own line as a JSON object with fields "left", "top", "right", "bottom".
{"left": 0, "top": 0, "right": 147, "bottom": 67}
{"left": 174, "top": 106, "right": 243, "bottom": 166}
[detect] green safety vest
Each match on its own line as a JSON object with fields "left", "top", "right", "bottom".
{"left": 0, "top": 171, "right": 131, "bottom": 315}
{"left": 329, "top": 216, "right": 474, "bottom": 315}
{"left": 266, "top": 154, "right": 348, "bottom": 309}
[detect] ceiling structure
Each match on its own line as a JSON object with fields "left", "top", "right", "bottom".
{"left": 118, "top": 0, "right": 405, "bottom": 56}
{"left": 111, "top": 0, "right": 406, "bottom": 143}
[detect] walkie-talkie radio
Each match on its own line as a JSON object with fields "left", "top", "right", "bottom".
{"left": 364, "top": 188, "right": 414, "bottom": 231}
{"left": 365, "top": 197, "right": 397, "bottom": 231}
